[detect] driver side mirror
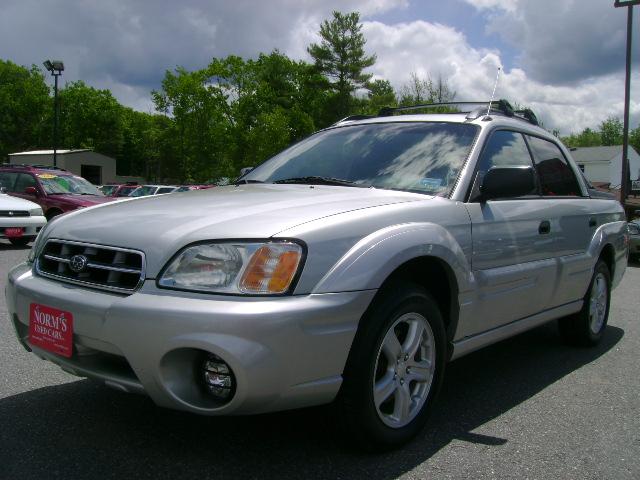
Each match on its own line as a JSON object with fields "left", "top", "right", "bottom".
{"left": 24, "top": 186, "right": 38, "bottom": 196}
{"left": 0, "top": 186, "right": 6, "bottom": 194}
{"left": 480, "top": 166, "right": 536, "bottom": 201}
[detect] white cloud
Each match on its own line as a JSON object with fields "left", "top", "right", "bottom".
{"left": 361, "top": 20, "right": 639, "bottom": 135}
{"left": 462, "top": 0, "right": 518, "bottom": 12}
{"left": 2, "top": 0, "right": 637, "bottom": 136}
{"left": 468, "top": 0, "right": 638, "bottom": 84}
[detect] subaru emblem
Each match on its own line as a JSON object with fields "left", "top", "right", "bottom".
{"left": 69, "top": 254, "right": 89, "bottom": 273}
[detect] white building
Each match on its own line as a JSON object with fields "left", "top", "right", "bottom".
{"left": 569, "top": 145, "right": 640, "bottom": 188}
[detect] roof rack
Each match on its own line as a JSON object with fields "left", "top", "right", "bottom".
{"left": 336, "top": 114, "right": 375, "bottom": 123}
{"left": 376, "top": 100, "right": 539, "bottom": 126}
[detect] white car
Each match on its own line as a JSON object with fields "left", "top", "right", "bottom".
{"left": 0, "top": 191, "right": 47, "bottom": 246}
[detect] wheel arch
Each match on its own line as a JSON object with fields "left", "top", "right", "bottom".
{"left": 381, "top": 256, "right": 460, "bottom": 347}
{"left": 599, "top": 243, "right": 615, "bottom": 278}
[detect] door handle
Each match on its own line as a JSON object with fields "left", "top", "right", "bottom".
{"left": 589, "top": 217, "right": 597, "bottom": 228}
{"left": 539, "top": 220, "right": 551, "bottom": 235}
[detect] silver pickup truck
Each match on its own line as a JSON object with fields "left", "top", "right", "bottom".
{"left": 6, "top": 102, "right": 628, "bottom": 449}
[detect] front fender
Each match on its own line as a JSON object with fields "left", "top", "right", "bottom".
{"left": 312, "top": 222, "right": 472, "bottom": 294}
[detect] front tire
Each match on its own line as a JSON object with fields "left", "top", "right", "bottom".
{"left": 559, "top": 259, "right": 611, "bottom": 346}
{"left": 336, "top": 281, "right": 446, "bottom": 450}
{"left": 8, "top": 237, "right": 32, "bottom": 247}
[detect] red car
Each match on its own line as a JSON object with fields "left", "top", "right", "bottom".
{"left": 0, "top": 164, "right": 116, "bottom": 220}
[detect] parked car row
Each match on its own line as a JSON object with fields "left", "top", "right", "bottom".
{"left": 0, "top": 164, "right": 221, "bottom": 232}
{"left": 98, "top": 183, "right": 214, "bottom": 197}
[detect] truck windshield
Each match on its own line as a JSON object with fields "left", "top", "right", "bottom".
{"left": 243, "top": 122, "right": 478, "bottom": 195}
{"left": 38, "top": 174, "right": 103, "bottom": 195}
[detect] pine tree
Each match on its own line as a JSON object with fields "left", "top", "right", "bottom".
{"left": 307, "top": 11, "right": 376, "bottom": 118}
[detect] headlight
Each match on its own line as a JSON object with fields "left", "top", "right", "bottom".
{"left": 29, "top": 207, "right": 44, "bottom": 217}
{"left": 158, "top": 241, "right": 304, "bottom": 295}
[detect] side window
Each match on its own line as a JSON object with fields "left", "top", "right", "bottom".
{"left": 14, "top": 173, "right": 37, "bottom": 193}
{"left": 470, "top": 130, "right": 536, "bottom": 201}
{"left": 0, "top": 172, "right": 19, "bottom": 192}
{"left": 526, "top": 136, "right": 582, "bottom": 197}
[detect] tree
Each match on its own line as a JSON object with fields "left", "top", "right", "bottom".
{"left": 630, "top": 126, "right": 640, "bottom": 156}
{"left": 361, "top": 79, "right": 396, "bottom": 114}
{"left": 0, "top": 60, "right": 49, "bottom": 159}
{"left": 398, "top": 72, "right": 432, "bottom": 106}
{"left": 307, "top": 11, "right": 376, "bottom": 118}
{"left": 152, "top": 67, "right": 231, "bottom": 182}
{"left": 398, "top": 72, "right": 456, "bottom": 111}
{"left": 58, "top": 81, "right": 124, "bottom": 158}
{"left": 600, "top": 117, "right": 623, "bottom": 146}
{"left": 562, "top": 127, "right": 602, "bottom": 148}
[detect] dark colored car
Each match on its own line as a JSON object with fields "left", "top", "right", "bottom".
{"left": 0, "top": 165, "right": 116, "bottom": 220}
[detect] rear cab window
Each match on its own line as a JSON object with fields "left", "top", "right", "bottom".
{"left": 526, "top": 135, "right": 583, "bottom": 197}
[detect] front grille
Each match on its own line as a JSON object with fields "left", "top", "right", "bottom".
{"left": 0, "top": 210, "right": 29, "bottom": 217}
{"left": 36, "top": 239, "right": 145, "bottom": 293}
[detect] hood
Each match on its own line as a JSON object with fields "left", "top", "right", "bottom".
{"left": 49, "top": 194, "right": 117, "bottom": 207}
{"left": 0, "top": 193, "right": 40, "bottom": 210}
{"left": 45, "top": 184, "right": 426, "bottom": 276}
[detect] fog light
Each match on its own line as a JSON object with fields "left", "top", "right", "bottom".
{"left": 202, "top": 354, "right": 234, "bottom": 401}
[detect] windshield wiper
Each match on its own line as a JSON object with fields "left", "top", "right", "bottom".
{"left": 235, "top": 179, "right": 265, "bottom": 185}
{"left": 274, "top": 176, "right": 368, "bottom": 187}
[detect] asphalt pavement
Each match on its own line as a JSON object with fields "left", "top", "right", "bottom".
{"left": 1, "top": 241, "right": 638, "bottom": 480}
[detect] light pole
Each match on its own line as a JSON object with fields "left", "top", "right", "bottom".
{"left": 43, "top": 60, "right": 64, "bottom": 168}
{"left": 614, "top": 1, "right": 638, "bottom": 212}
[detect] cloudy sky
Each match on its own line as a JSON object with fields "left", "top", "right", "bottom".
{"left": 1, "top": 0, "right": 638, "bottom": 134}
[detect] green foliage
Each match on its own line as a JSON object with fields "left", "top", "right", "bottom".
{"left": 307, "top": 11, "right": 376, "bottom": 119}
{"left": 58, "top": 81, "right": 124, "bottom": 158}
{"left": 630, "top": 126, "right": 640, "bottom": 155}
{"left": 0, "top": 60, "right": 49, "bottom": 160}
{"left": 362, "top": 79, "right": 397, "bottom": 114}
{"left": 561, "top": 117, "right": 630, "bottom": 150}
{"left": 600, "top": 117, "right": 623, "bottom": 146}
{"left": 562, "top": 128, "right": 602, "bottom": 148}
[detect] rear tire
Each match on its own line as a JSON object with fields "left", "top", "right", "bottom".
{"left": 335, "top": 281, "right": 446, "bottom": 450}
{"left": 559, "top": 259, "right": 611, "bottom": 347}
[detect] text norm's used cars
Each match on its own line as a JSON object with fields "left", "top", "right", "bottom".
{"left": 6, "top": 101, "right": 628, "bottom": 449}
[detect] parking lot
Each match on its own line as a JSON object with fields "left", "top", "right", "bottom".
{"left": 1, "top": 242, "right": 639, "bottom": 480}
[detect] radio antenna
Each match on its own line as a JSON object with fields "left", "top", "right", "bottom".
{"left": 486, "top": 67, "right": 502, "bottom": 117}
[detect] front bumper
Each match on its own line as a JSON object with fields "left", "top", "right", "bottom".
{"left": 6, "top": 262, "right": 376, "bottom": 415}
{"left": 0, "top": 216, "right": 46, "bottom": 238}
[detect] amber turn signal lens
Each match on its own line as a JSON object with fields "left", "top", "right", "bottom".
{"left": 240, "top": 243, "right": 302, "bottom": 294}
